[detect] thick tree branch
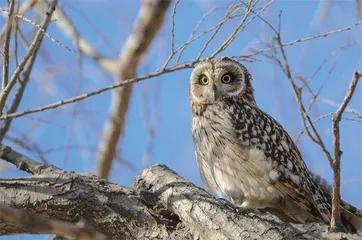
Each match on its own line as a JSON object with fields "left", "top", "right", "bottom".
{"left": 0, "top": 144, "right": 187, "bottom": 239}
{"left": 0, "top": 144, "right": 44, "bottom": 174}
{"left": 1, "top": 145, "right": 362, "bottom": 239}
{"left": 0, "top": 205, "right": 110, "bottom": 240}
{"left": 96, "top": 0, "right": 171, "bottom": 179}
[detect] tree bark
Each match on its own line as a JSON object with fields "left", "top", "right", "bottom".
{"left": 0, "top": 146, "right": 361, "bottom": 239}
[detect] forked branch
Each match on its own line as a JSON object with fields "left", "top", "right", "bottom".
{"left": 330, "top": 71, "right": 361, "bottom": 231}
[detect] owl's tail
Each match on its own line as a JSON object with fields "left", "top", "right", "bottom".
{"left": 341, "top": 200, "right": 362, "bottom": 233}
{"left": 312, "top": 173, "right": 362, "bottom": 233}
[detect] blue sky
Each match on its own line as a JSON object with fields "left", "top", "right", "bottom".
{"left": 1, "top": 1, "right": 361, "bottom": 239}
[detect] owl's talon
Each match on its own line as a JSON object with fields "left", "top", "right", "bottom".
{"left": 217, "top": 198, "right": 241, "bottom": 213}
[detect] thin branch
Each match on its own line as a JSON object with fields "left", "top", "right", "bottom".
{"left": 0, "top": 205, "right": 111, "bottom": 240}
{"left": 0, "top": 62, "right": 194, "bottom": 121}
{"left": 271, "top": 13, "right": 335, "bottom": 169}
{"left": 1, "top": 9, "right": 360, "bottom": 121}
{"left": 0, "top": 6, "right": 52, "bottom": 142}
{"left": 235, "top": 20, "right": 362, "bottom": 60}
{"left": 0, "top": 0, "right": 38, "bottom": 46}
{"left": 161, "top": 0, "right": 180, "bottom": 70}
{"left": 0, "top": 7, "right": 74, "bottom": 52}
{"left": 210, "top": 0, "right": 260, "bottom": 58}
{"left": 176, "top": 6, "right": 217, "bottom": 63}
{"left": 170, "top": 0, "right": 179, "bottom": 54}
{"left": 295, "top": 112, "right": 334, "bottom": 142}
{"left": 195, "top": 0, "right": 243, "bottom": 61}
{"left": 0, "top": 0, "right": 58, "bottom": 115}
{"left": 330, "top": 71, "right": 361, "bottom": 231}
{"left": 1, "top": 0, "right": 15, "bottom": 90}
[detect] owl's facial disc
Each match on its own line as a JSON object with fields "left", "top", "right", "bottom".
{"left": 190, "top": 59, "right": 246, "bottom": 104}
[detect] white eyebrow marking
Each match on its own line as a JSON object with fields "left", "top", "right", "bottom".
{"left": 191, "top": 87, "right": 202, "bottom": 102}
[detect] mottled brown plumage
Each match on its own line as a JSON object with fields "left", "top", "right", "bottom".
{"left": 189, "top": 57, "right": 362, "bottom": 232}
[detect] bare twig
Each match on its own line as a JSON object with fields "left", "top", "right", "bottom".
{"left": 0, "top": 8, "right": 360, "bottom": 122}
{"left": 296, "top": 112, "right": 361, "bottom": 143}
{"left": 0, "top": 205, "right": 110, "bottom": 240}
{"left": 0, "top": 0, "right": 39, "bottom": 46}
{"left": 270, "top": 13, "right": 335, "bottom": 169}
{"left": 170, "top": 0, "right": 180, "bottom": 54}
{"left": 235, "top": 20, "right": 362, "bottom": 60}
{"left": 175, "top": 5, "right": 247, "bottom": 64}
{"left": 0, "top": 7, "right": 74, "bottom": 52}
{"left": 0, "top": 6, "right": 53, "bottom": 142}
{"left": 209, "top": 0, "right": 258, "bottom": 58}
{"left": 330, "top": 71, "right": 361, "bottom": 231}
{"left": 2, "top": 0, "right": 15, "bottom": 90}
{"left": 96, "top": 0, "right": 171, "bottom": 179}
{"left": 176, "top": 6, "right": 217, "bottom": 63}
{"left": 0, "top": 0, "right": 58, "bottom": 115}
{"left": 161, "top": 0, "right": 180, "bottom": 70}
{"left": 0, "top": 62, "right": 194, "bottom": 121}
{"left": 266, "top": 12, "right": 361, "bottom": 232}
{"left": 196, "top": 1, "right": 244, "bottom": 60}
{"left": 295, "top": 112, "right": 334, "bottom": 142}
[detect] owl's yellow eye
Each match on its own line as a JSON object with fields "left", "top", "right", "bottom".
{"left": 199, "top": 75, "right": 209, "bottom": 85}
{"left": 221, "top": 74, "right": 233, "bottom": 84}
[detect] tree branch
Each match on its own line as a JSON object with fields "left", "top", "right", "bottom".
{"left": 330, "top": 71, "right": 361, "bottom": 231}
{"left": 96, "top": 0, "right": 171, "bottom": 179}
{"left": 0, "top": 19, "right": 360, "bottom": 121}
{"left": 0, "top": 0, "right": 58, "bottom": 115}
{"left": 1, "top": 145, "right": 362, "bottom": 239}
{"left": 0, "top": 2, "right": 53, "bottom": 142}
{"left": 1, "top": 0, "right": 15, "bottom": 90}
{"left": 0, "top": 144, "right": 44, "bottom": 174}
{"left": 0, "top": 205, "right": 110, "bottom": 240}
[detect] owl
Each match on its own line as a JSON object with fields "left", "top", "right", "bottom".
{"left": 189, "top": 57, "right": 362, "bottom": 232}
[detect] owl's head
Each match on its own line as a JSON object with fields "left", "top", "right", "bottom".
{"left": 190, "top": 57, "right": 255, "bottom": 105}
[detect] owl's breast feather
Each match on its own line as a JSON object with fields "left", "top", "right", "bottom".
{"left": 191, "top": 106, "right": 282, "bottom": 207}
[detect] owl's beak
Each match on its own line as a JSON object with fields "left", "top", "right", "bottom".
{"left": 212, "top": 84, "right": 218, "bottom": 101}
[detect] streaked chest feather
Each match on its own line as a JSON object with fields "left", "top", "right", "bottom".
{"left": 192, "top": 104, "right": 281, "bottom": 206}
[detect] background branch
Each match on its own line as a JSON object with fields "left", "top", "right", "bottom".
{"left": 0, "top": 3, "right": 53, "bottom": 142}
{"left": 96, "top": 0, "right": 171, "bottom": 179}
{"left": 1, "top": 0, "right": 15, "bottom": 90}
{"left": 0, "top": 0, "right": 57, "bottom": 115}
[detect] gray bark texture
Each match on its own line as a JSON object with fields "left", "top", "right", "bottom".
{"left": 0, "top": 146, "right": 361, "bottom": 240}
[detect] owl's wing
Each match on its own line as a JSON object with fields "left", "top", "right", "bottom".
{"left": 234, "top": 103, "right": 331, "bottom": 223}
{"left": 273, "top": 178, "right": 330, "bottom": 223}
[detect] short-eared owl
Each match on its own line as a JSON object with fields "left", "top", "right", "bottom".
{"left": 190, "top": 57, "right": 362, "bottom": 232}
